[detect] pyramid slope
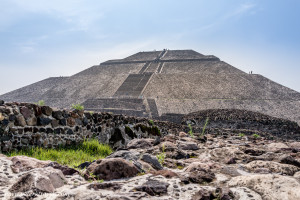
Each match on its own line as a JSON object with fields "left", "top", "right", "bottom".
{"left": 1, "top": 49, "right": 299, "bottom": 124}
{"left": 161, "top": 60, "right": 244, "bottom": 74}
{"left": 143, "top": 73, "right": 300, "bottom": 100}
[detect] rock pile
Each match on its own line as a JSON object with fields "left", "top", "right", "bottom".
{"left": 1, "top": 131, "right": 300, "bottom": 199}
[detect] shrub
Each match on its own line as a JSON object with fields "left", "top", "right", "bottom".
{"left": 36, "top": 100, "right": 45, "bottom": 106}
{"left": 71, "top": 103, "right": 84, "bottom": 111}
{"left": 252, "top": 134, "right": 260, "bottom": 139}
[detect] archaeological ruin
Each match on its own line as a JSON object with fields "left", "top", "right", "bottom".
{"left": 1, "top": 49, "right": 300, "bottom": 124}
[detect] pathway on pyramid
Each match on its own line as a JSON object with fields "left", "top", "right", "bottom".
{"left": 1, "top": 49, "right": 300, "bottom": 124}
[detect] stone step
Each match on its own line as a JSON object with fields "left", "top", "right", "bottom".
{"left": 147, "top": 99, "right": 159, "bottom": 118}
{"left": 114, "top": 73, "right": 153, "bottom": 97}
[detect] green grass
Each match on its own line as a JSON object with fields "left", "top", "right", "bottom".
{"left": 149, "top": 119, "right": 154, "bottom": 126}
{"left": 201, "top": 117, "right": 209, "bottom": 136}
{"left": 6, "top": 139, "right": 113, "bottom": 167}
{"left": 36, "top": 100, "right": 45, "bottom": 106}
{"left": 239, "top": 133, "right": 245, "bottom": 137}
{"left": 188, "top": 124, "right": 194, "bottom": 137}
{"left": 157, "top": 143, "right": 166, "bottom": 166}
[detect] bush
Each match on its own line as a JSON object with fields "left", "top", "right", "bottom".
{"left": 71, "top": 103, "right": 84, "bottom": 111}
{"left": 36, "top": 100, "right": 45, "bottom": 106}
{"left": 252, "top": 134, "right": 260, "bottom": 139}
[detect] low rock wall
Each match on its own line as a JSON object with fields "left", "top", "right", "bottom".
{"left": 0, "top": 102, "right": 181, "bottom": 152}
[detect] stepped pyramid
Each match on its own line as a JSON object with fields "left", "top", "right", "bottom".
{"left": 1, "top": 49, "right": 300, "bottom": 124}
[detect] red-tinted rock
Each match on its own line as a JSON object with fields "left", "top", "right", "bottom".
{"left": 86, "top": 158, "right": 139, "bottom": 181}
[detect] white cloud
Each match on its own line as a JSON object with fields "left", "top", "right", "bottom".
{"left": 0, "top": 0, "right": 105, "bottom": 32}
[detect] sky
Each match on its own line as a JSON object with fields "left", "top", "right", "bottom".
{"left": 0, "top": 0, "right": 300, "bottom": 95}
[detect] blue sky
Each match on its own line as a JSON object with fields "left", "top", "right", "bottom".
{"left": 0, "top": 0, "right": 300, "bottom": 94}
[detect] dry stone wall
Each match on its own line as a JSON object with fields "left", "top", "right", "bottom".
{"left": 0, "top": 102, "right": 181, "bottom": 152}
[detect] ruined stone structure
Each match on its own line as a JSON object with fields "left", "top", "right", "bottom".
{"left": 1, "top": 49, "right": 300, "bottom": 124}
{"left": 1, "top": 102, "right": 300, "bottom": 153}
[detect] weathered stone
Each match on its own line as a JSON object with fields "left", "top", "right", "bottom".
{"left": 243, "top": 148, "right": 265, "bottom": 156}
{"left": 59, "top": 118, "right": 67, "bottom": 126}
{"left": 0, "top": 174, "right": 10, "bottom": 186}
{"left": 185, "top": 162, "right": 212, "bottom": 172}
{"left": 225, "top": 157, "right": 237, "bottom": 164}
{"left": 87, "top": 182, "right": 121, "bottom": 191}
{"left": 86, "top": 158, "right": 139, "bottom": 180}
{"left": 51, "top": 119, "right": 59, "bottom": 128}
{"left": 0, "top": 112, "right": 5, "bottom": 121}
{"left": 20, "top": 106, "right": 33, "bottom": 119}
{"left": 160, "top": 141, "right": 177, "bottom": 151}
{"left": 9, "top": 167, "right": 66, "bottom": 193}
{"left": 230, "top": 187, "right": 262, "bottom": 200}
{"left": 141, "top": 153, "right": 163, "bottom": 170}
{"left": 9, "top": 156, "right": 51, "bottom": 173}
{"left": 46, "top": 162, "right": 79, "bottom": 176}
{"left": 191, "top": 188, "right": 215, "bottom": 200}
{"left": 15, "top": 115, "right": 26, "bottom": 127}
{"left": 216, "top": 187, "right": 235, "bottom": 200}
{"left": 0, "top": 100, "right": 4, "bottom": 105}
{"left": 26, "top": 115, "right": 37, "bottom": 126}
{"left": 185, "top": 169, "right": 215, "bottom": 184}
{"left": 134, "top": 180, "right": 169, "bottom": 196}
{"left": 179, "top": 131, "right": 188, "bottom": 137}
{"left": 150, "top": 169, "right": 179, "bottom": 178}
{"left": 243, "top": 160, "right": 299, "bottom": 176}
{"left": 267, "top": 143, "right": 289, "bottom": 152}
{"left": 37, "top": 117, "right": 52, "bottom": 126}
{"left": 9, "top": 173, "right": 35, "bottom": 193}
{"left": 289, "top": 142, "right": 300, "bottom": 149}
{"left": 77, "top": 161, "right": 93, "bottom": 169}
{"left": 41, "top": 106, "right": 53, "bottom": 116}
{"left": 127, "top": 138, "right": 153, "bottom": 149}
{"left": 229, "top": 174, "right": 300, "bottom": 200}
{"left": 67, "top": 117, "right": 76, "bottom": 127}
{"left": 279, "top": 155, "right": 300, "bottom": 168}
{"left": 178, "top": 141, "right": 199, "bottom": 150}
{"left": 52, "top": 110, "right": 63, "bottom": 120}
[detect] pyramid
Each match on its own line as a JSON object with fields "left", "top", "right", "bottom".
{"left": 1, "top": 49, "right": 300, "bottom": 124}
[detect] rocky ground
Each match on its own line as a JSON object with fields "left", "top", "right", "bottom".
{"left": 1, "top": 131, "right": 300, "bottom": 200}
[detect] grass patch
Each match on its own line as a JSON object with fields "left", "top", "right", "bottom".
{"left": 5, "top": 139, "right": 113, "bottom": 167}
{"left": 201, "top": 117, "right": 209, "bottom": 136}
{"left": 188, "top": 124, "right": 194, "bottom": 137}
{"left": 157, "top": 143, "right": 166, "bottom": 166}
{"left": 238, "top": 133, "right": 245, "bottom": 137}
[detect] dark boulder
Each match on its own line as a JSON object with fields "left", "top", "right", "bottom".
{"left": 134, "top": 180, "right": 169, "bottom": 196}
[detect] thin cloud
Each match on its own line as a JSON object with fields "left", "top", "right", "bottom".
{"left": 198, "top": 3, "right": 257, "bottom": 31}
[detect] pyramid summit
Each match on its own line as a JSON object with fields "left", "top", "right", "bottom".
{"left": 1, "top": 49, "right": 300, "bottom": 124}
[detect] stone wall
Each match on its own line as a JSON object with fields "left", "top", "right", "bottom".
{"left": 183, "top": 109, "right": 300, "bottom": 140}
{"left": 0, "top": 102, "right": 181, "bottom": 152}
